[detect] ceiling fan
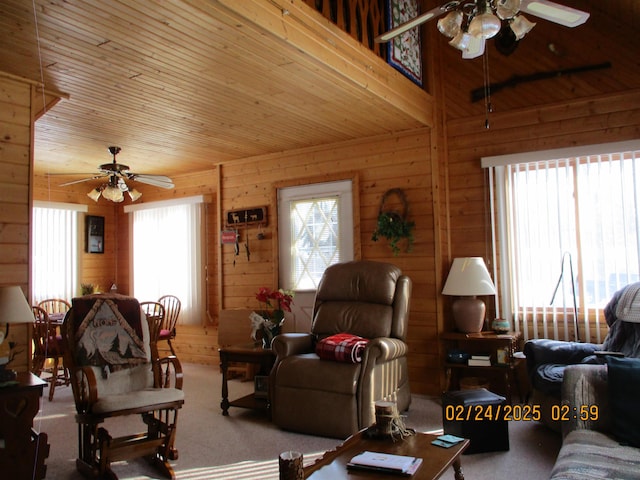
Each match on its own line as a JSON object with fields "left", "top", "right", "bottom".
{"left": 375, "top": 0, "right": 590, "bottom": 58}
{"left": 58, "top": 146, "right": 175, "bottom": 203}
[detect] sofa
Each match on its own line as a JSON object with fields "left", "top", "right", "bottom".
{"left": 549, "top": 361, "right": 640, "bottom": 480}
{"left": 524, "top": 282, "right": 640, "bottom": 431}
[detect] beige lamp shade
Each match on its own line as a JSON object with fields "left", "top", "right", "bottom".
{"left": 442, "top": 257, "right": 496, "bottom": 333}
{"left": 0, "top": 286, "right": 34, "bottom": 369}
{"left": 0, "top": 286, "right": 34, "bottom": 325}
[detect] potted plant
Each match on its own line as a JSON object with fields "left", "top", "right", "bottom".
{"left": 371, "top": 188, "right": 415, "bottom": 256}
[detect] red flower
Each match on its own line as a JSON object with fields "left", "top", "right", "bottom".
{"left": 255, "top": 287, "right": 294, "bottom": 313}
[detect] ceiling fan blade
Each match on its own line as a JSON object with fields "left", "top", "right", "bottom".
{"left": 59, "top": 175, "right": 107, "bottom": 186}
{"left": 127, "top": 173, "right": 175, "bottom": 189}
{"left": 375, "top": 2, "right": 458, "bottom": 43}
{"left": 520, "top": 0, "right": 589, "bottom": 28}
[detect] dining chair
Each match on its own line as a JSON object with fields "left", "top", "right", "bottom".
{"left": 140, "top": 301, "right": 166, "bottom": 344}
{"left": 31, "top": 305, "right": 69, "bottom": 401}
{"left": 158, "top": 295, "right": 181, "bottom": 356}
{"left": 37, "top": 298, "right": 71, "bottom": 323}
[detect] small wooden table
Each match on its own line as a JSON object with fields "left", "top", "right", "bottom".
{"left": 219, "top": 343, "right": 275, "bottom": 416}
{"left": 304, "top": 429, "right": 469, "bottom": 480}
{"left": 0, "top": 372, "right": 50, "bottom": 479}
{"left": 442, "top": 331, "right": 523, "bottom": 403}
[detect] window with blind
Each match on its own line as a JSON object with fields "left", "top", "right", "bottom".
{"left": 125, "top": 196, "right": 205, "bottom": 325}
{"left": 278, "top": 180, "right": 354, "bottom": 291}
{"left": 482, "top": 140, "right": 640, "bottom": 342}
{"left": 32, "top": 202, "right": 87, "bottom": 303}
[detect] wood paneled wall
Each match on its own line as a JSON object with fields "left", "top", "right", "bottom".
{"left": 25, "top": 91, "right": 640, "bottom": 394}
{"left": 32, "top": 169, "right": 220, "bottom": 365}
{"left": 0, "top": 73, "right": 34, "bottom": 371}
{"left": 218, "top": 128, "right": 442, "bottom": 394}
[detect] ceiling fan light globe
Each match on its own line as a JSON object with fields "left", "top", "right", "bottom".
{"left": 468, "top": 12, "right": 502, "bottom": 39}
{"left": 103, "top": 185, "right": 124, "bottom": 202}
{"left": 437, "top": 10, "right": 463, "bottom": 38}
{"left": 496, "top": 0, "right": 521, "bottom": 20}
{"left": 510, "top": 14, "right": 536, "bottom": 40}
{"left": 87, "top": 188, "right": 102, "bottom": 202}
{"left": 462, "top": 36, "right": 486, "bottom": 59}
{"left": 448, "top": 30, "right": 471, "bottom": 51}
{"left": 128, "top": 188, "right": 142, "bottom": 201}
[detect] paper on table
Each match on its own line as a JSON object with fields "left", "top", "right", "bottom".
{"left": 349, "top": 451, "right": 421, "bottom": 473}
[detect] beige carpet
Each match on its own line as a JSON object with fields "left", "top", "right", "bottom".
{"left": 34, "top": 363, "right": 561, "bottom": 479}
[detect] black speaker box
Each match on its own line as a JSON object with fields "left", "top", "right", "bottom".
{"left": 442, "top": 388, "right": 510, "bottom": 454}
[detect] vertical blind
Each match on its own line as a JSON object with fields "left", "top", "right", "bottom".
{"left": 32, "top": 202, "right": 87, "bottom": 303}
{"left": 483, "top": 141, "right": 640, "bottom": 342}
{"left": 128, "top": 198, "right": 204, "bottom": 325}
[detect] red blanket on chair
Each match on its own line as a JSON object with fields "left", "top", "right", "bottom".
{"left": 316, "top": 333, "right": 369, "bottom": 363}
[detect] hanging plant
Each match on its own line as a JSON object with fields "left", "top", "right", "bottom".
{"left": 371, "top": 188, "right": 415, "bottom": 256}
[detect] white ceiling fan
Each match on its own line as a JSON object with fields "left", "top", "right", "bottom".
{"left": 57, "top": 146, "right": 175, "bottom": 202}
{"left": 375, "top": 0, "right": 590, "bottom": 58}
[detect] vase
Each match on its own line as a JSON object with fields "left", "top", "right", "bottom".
{"left": 261, "top": 324, "right": 281, "bottom": 349}
{"left": 491, "top": 318, "right": 511, "bottom": 333}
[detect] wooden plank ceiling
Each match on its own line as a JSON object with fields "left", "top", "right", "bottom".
{"left": 432, "top": 0, "right": 640, "bottom": 122}
{"left": 0, "top": 0, "right": 637, "bottom": 180}
{"left": 0, "top": 0, "right": 430, "bottom": 180}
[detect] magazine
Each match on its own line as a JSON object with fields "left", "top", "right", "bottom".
{"left": 347, "top": 451, "right": 423, "bottom": 476}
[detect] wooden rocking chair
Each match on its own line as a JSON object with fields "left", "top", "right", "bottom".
{"left": 62, "top": 293, "right": 184, "bottom": 480}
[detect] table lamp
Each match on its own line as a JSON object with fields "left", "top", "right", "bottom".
{"left": 0, "top": 285, "right": 35, "bottom": 382}
{"left": 442, "top": 257, "right": 496, "bottom": 333}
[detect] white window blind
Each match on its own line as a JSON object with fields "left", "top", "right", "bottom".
{"left": 483, "top": 141, "right": 640, "bottom": 342}
{"left": 290, "top": 197, "right": 340, "bottom": 290}
{"left": 32, "top": 202, "right": 87, "bottom": 303}
{"left": 129, "top": 198, "right": 204, "bottom": 325}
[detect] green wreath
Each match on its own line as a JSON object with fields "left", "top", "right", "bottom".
{"left": 371, "top": 188, "right": 415, "bottom": 256}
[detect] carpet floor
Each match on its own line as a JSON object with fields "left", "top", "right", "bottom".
{"left": 34, "top": 363, "right": 561, "bottom": 479}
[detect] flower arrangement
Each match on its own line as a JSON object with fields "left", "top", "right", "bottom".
{"left": 371, "top": 211, "right": 415, "bottom": 256}
{"left": 250, "top": 287, "right": 294, "bottom": 347}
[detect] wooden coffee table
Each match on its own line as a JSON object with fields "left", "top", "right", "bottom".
{"left": 304, "top": 429, "right": 469, "bottom": 479}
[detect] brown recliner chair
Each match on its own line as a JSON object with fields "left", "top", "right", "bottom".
{"left": 270, "top": 260, "right": 412, "bottom": 438}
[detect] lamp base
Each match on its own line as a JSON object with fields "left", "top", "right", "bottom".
{"left": 452, "top": 297, "right": 486, "bottom": 333}
{"left": 0, "top": 365, "right": 17, "bottom": 384}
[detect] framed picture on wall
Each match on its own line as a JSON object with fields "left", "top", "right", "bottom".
{"left": 385, "top": 0, "right": 423, "bottom": 86}
{"left": 86, "top": 215, "right": 104, "bottom": 254}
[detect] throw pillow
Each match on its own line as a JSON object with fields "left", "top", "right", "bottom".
{"left": 606, "top": 356, "right": 640, "bottom": 447}
{"left": 315, "top": 333, "right": 369, "bottom": 363}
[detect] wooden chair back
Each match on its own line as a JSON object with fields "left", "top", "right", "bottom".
{"left": 38, "top": 298, "right": 71, "bottom": 315}
{"left": 157, "top": 295, "right": 181, "bottom": 356}
{"left": 140, "top": 301, "right": 165, "bottom": 343}
{"left": 158, "top": 295, "right": 181, "bottom": 337}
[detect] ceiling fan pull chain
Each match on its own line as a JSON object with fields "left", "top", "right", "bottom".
{"left": 483, "top": 49, "right": 492, "bottom": 129}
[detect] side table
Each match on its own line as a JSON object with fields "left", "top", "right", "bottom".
{"left": 219, "top": 343, "right": 275, "bottom": 416}
{"left": 442, "top": 331, "right": 523, "bottom": 403}
{"left": 0, "top": 372, "right": 50, "bottom": 479}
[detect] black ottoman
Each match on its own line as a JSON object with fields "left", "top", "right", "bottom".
{"left": 442, "top": 388, "right": 509, "bottom": 454}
